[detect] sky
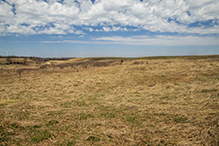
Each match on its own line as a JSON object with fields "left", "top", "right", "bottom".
{"left": 0, "top": 0, "right": 219, "bottom": 57}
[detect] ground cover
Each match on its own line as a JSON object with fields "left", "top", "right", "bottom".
{"left": 0, "top": 56, "right": 219, "bottom": 145}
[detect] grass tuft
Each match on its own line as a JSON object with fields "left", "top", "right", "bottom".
{"left": 174, "top": 116, "right": 189, "bottom": 123}
{"left": 86, "top": 135, "right": 100, "bottom": 142}
{"left": 46, "top": 120, "right": 59, "bottom": 126}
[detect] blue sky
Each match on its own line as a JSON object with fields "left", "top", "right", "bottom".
{"left": 0, "top": 0, "right": 219, "bottom": 57}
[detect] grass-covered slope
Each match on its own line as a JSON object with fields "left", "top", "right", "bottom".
{"left": 0, "top": 56, "right": 219, "bottom": 145}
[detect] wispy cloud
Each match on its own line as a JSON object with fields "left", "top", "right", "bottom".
{"left": 42, "top": 35, "right": 219, "bottom": 46}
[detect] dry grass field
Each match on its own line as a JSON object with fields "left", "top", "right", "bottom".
{"left": 0, "top": 55, "right": 219, "bottom": 145}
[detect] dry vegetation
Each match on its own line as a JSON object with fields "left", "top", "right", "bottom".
{"left": 0, "top": 55, "right": 219, "bottom": 145}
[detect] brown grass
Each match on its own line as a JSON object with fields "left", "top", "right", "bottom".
{"left": 0, "top": 56, "right": 219, "bottom": 145}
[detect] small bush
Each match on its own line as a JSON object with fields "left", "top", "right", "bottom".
{"left": 40, "top": 65, "right": 47, "bottom": 69}
{"left": 132, "top": 61, "right": 142, "bottom": 65}
{"left": 16, "top": 69, "right": 22, "bottom": 77}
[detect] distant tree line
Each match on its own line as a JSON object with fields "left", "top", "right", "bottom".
{"left": 0, "top": 55, "right": 76, "bottom": 61}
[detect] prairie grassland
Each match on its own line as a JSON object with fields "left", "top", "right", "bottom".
{"left": 0, "top": 56, "right": 219, "bottom": 145}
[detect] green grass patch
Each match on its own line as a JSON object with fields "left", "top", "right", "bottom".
{"left": 87, "top": 135, "right": 100, "bottom": 142}
{"left": 0, "top": 126, "right": 10, "bottom": 143}
{"left": 78, "top": 113, "right": 95, "bottom": 120}
{"left": 100, "top": 111, "right": 116, "bottom": 118}
{"left": 126, "top": 114, "right": 143, "bottom": 125}
{"left": 74, "top": 100, "right": 87, "bottom": 106}
{"left": 31, "top": 130, "right": 52, "bottom": 143}
{"left": 174, "top": 116, "right": 188, "bottom": 123}
{"left": 61, "top": 101, "right": 74, "bottom": 108}
{"left": 160, "top": 96, "right": 169, "bottom": 99}
{"left": 47, "top": 111, "right": 63, "bottom": 116}
{"left": 61, "top": 140, "right": 76, "bottom": 146}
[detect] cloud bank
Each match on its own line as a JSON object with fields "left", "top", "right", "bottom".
{"left": 0, "top": 0, "right": 219, "bottom": 46}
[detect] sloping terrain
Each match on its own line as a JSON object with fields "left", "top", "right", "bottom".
{"left": 0, "top": 56, "right": 219, "bottom": 145}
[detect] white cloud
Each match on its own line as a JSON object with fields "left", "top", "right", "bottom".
{"left": 103, "top": 27, "right": 110, "bottom": 32}
{"left": 92, "top": 35, "right": 219, "bottom": 46}
{"left": 89, "top": 28, "right": 94, "bottom": 32}
{"left": 112, "top": 26, "right": 121, "bottom": 31}
{"left": 49, "top": 35, "right": 63, "bottom": 38}
{"left": 42, "top": 35, "right": 219, "bottom": 46}
{"left": 0, "top": 0, "right": 218, "bottom": 36}
{"left": 74, "top": 30, "right": 85, "bottom": 35}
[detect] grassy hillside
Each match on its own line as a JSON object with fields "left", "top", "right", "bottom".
{"left": 0, "top": 55, "right": 219, "bottom": 145}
